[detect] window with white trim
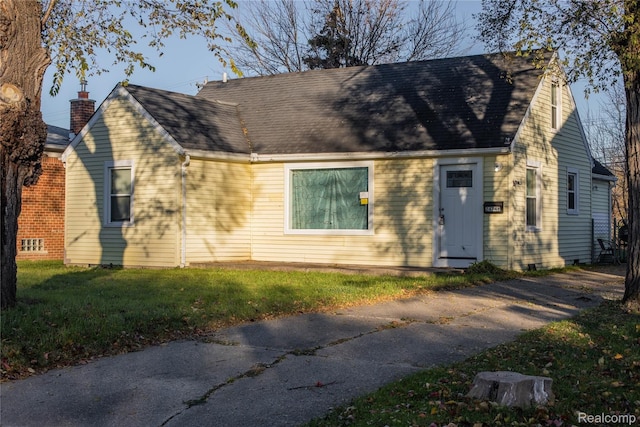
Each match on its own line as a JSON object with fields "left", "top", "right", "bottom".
{"left": 551, "top": 81, "right": 561, "bottom": 130}
{"left": 567, "top": 168, "right": 579, "bottom": 215}
{"left": 285, "top": 162, "right": 373, "bottom": 235}
{"left": 526, "top": 161, "right": 541, "bottom": 231}
{"left": 104, "top": 161, "right": 134, "bottom": 226}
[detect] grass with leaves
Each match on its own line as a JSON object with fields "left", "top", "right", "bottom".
{"left": 1, "top": 260, "right": 517, "bottom": 380}
{"left": 308, "top": 300, "right": 640, "bottom": 427}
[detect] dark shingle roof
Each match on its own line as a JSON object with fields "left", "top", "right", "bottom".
{"left": 124, "top": 84, "right": 249, "bottom": 154}
{"left": 46, "top": 125, "right": 70, "bottom": 152}
{"left": 196, "top": 52, "right": 549, "bottom": 155}
{"left": 592, "top": 158, "right": 615, "bottom": 177}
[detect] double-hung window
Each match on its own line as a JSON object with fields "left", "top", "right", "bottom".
{"left": 566, "top": 168, "right": 579, "bottom": 215}
{"left": 551, "top": 81, "right": 561, "bottom": 130}
{"left": 104, "top": 160, "right": 134, "bottom": 226}
{"left": 285, "top": 162, "right": 373, "bottom": 235}
{"left": 526, "top": 160, "right": 541, "bottom": 231}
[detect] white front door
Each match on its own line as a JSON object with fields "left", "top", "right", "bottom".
{"left": 435, "top": 163, "right": 482, "bottom": 268}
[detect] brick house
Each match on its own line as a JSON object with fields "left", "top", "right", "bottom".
{"left": 16, "top": 84, "right": 94, "bottom": 260}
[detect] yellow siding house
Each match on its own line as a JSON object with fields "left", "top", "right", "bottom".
{"left": 62, "top": 51, "right": 610, "bottom": 270}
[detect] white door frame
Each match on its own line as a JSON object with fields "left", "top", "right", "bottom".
{"left": 433, "top": 157, "right": 484, "bottom": 268}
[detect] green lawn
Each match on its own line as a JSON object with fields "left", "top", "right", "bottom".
{"left": 308, "top": 300, "right": 640, "bottom": 427}
{"left": 1, "top": 260, "right": 511, "bottom": 380}
{"left": 5, "top": 261, "right": 635, "bottom": 427}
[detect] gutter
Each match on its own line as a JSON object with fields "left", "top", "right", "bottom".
{"left": 250, "top": 146, "right": 512, "bottom": 163}
{"left": 592, "top": 173, "right": 618, "bottom": 183}
{"left": 185, "top": 147, "right": 512, "bottom": 164}
{"left": 180, "top": 154, "right": 190, "bottom": 267}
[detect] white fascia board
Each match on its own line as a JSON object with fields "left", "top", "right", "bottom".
{"left": 510, "top": 66, "right": 549, "bottom": 152}
{"left": 556, "top": 50, "right": 593, "bottom": 166}
{"left": 250, "top": 147, "right": 510, "bottom": 163}
{"left": 62, "top": 85, "right": 185, "bottom": 162}
{"left": 592, "top": 173, "right": 618, "bottom": 182}
{"left": 510, "top": 52, "right": 566, "bottom": 152}
{"left": 529, "top": 53, "right": 593, "bottom": 167}
{"left": 61, "top": 85, "right": 121, "bottom": 162}
{"left": 184, "top": 149, "right": 251, "bottom": 163}
{"left": 565, "top": 83, "right": 594, "bottom": 167}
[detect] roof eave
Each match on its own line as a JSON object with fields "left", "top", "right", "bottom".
{"left": 592, "top": 173, "right": 617, "bottom": 182}
{"left": 250, "top": 146, "right": 511, "bottom": 163}
{"left": 62, "top": 85, "right": 186, "bottom": 162}
{"left": 185, "top": 149, "right": 251, "bottom": 163}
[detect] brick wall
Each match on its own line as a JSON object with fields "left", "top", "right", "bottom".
{"left": 70, "top": 93, "right": 95, "bottom": 135}
{"left": 17, "top": 156, "right": 66, "bottom": 260}
{"left": 17, "top": 87, "right": 94, "bottom": 261}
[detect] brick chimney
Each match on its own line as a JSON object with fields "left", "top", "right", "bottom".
{"left": 70, "top": 79, "right": 95, "bottom": 137}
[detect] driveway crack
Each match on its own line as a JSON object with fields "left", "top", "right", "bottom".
{"left": 160, "top": 355, "right": 287, "bottom": 426}
{"left": 162, "top": 319, "right": 416, "bottom": 425}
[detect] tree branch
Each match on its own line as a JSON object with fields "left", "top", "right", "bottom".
{"left": 41, "top": 0, "right": 57, "bottom": 29}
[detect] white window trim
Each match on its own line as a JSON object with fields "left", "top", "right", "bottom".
{"left": 284, "top": 161, "right": 374, "bottom": 235}
{"left": 104, "top": 160, "right": 135, "bottom": 227}
{"left": 567, "top": 167, "right": 580, "bottom": 215}
{"left": 551, "top": 80, "right": 562, "bottom": 131}
{"left": 526, "top": 160, "right": 542, "bottom": 232}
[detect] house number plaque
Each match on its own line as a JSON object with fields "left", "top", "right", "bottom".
{"left": 484, "top": 202, "right": 504, "bottom": 214}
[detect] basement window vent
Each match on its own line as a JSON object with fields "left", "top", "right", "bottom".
{"left": 21, "top": 238, "right": 44, "bottom": 252}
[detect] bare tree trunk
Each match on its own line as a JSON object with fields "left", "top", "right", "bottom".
{"left": 0, "top": 0, "right": 49, "bottom": 309}
{"left": 622, "top": 73, "right": 640, "bottom": 306}
{"left": 616, "top": 0, "right": 640, "bottom": 307}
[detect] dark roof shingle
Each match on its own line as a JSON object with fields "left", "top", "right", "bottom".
{"left": 124, "top": 84, "right": 249, "bottom": 154}
{"left": 592, "top": 158, "right": 615, "bottom": 177}
{"left": 46, "top": 125, "right": 70, "bottom": 151}
{"left": 196, "top": 52, "right": 549, "bottom": 155}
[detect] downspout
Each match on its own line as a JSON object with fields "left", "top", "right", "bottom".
{"left": 180, "top": 154, "right": 190, "bottom": 267}
{"left": 62, "top": 158, "right": 69, "bottom": 265}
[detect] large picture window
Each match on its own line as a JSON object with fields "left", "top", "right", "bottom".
{"left": 286, "top": 162, "right": 373, "bottom": 234}
{"left": 104, "top": 161, "right": 134, "bottom": 226}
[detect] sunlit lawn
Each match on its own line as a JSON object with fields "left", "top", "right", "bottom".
{"left": 1, "top": 260, "right": 510, "bottom": 380}
{"left": 4, "top": 261, "right": 634, "bottom": 426}
{"left": 308, "top": 300, "right": 640, "bottom": 427}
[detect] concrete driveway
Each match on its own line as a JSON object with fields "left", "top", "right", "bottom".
{"left": 0, "top": 266, "right": 625, "bottom": 427}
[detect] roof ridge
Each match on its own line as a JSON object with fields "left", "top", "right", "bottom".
{"left": 196, "top": 50, "right": 536, "bottom": 89}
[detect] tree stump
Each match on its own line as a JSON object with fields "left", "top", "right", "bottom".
{"left": 467, "top": 371, "right": 553, "bottom": 408}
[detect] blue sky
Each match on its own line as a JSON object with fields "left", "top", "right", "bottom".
{"left": 40, "top": 0, "right": 602, "bottom": 129}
